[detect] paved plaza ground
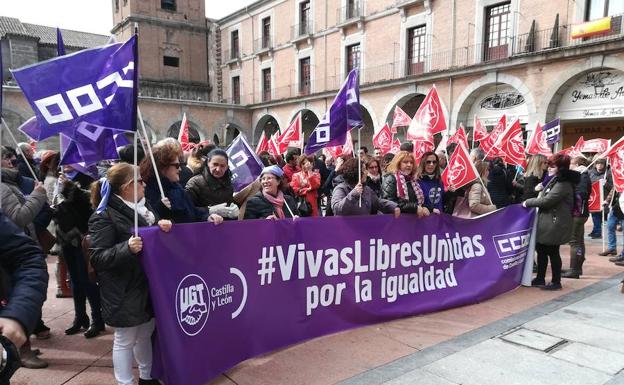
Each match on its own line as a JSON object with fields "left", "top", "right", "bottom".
{"left": 11, "top": 226, "right": 624, "bottom": 385}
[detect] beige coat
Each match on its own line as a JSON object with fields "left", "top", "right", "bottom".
{"left": 466, "top": 183, "right": 496, "bottom": 215}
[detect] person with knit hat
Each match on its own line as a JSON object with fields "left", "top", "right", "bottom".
{"left": 244, "top": 166, "right": 299, "bottom": 220}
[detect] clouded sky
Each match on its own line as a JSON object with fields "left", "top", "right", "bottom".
{"left": 1, "top": 1, "right": 257, "bottom": 35}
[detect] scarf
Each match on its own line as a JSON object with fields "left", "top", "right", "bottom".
{"left": 262, "top": 190, "right": 286, "bottom": 219}
{"left": 117, "top": 195, "right": 156, "bottom": 226}
{"left": 368, "top": 174, "right": 381, "bottom": 182}
{"left": 395, "top": 172, "right": 425, "bottom": 205}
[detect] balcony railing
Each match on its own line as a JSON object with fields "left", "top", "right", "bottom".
{"left": 218, "top": 14, "right": 624, "bottom": 105}
{"left": 291, "top": 21, "right": 314, "bottom": 40}
{"left": 337, "top": 2, "right": 363, "bottom": 25}
{"left": 222, "top": 49, "right": 241, "bottom": 63}
{"left": 254, "top": 36, "right": 273, "bottom": 53}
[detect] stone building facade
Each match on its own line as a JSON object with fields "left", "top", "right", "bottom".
{"left": 2, "top": 1, "right": 624, "bottom": 152}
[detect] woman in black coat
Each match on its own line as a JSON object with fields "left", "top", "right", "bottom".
{"left": 487, "top": 157, "right": 513, "bottom": 209}
{"left": 244, "top": 166, "right": 298, "bottom": 220}
{"left": 88, "top": 163, "right": 172, "bottom": 385}
{"left": 381, "top": 151, "right": 429, "bottom": 217}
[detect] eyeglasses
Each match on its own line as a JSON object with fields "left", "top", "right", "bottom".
{"left": 426, "top": 160, "right": 438, "bottom": 165}
{"left": 168, "top": 163, "right": 181, "bottom": 169}
{"left": 368, "top": 165, "right": 379, "bottom": 169}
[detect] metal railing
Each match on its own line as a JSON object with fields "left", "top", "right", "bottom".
{"left": 337, "top": 2, "right": 363, "bottom": 25}
{"left": 222, "top": 49, "right": 241, "bottom": 62}
{"left": 291, "top": 21, "right": 314, "bottom": 40}
{"left": 254, "top": 36, "right": 273, "bottom": 53}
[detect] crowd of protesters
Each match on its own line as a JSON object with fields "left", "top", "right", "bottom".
{"left": 0, "top": 133, "right": 623, "bottom": 385}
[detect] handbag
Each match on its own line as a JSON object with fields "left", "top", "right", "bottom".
{"left": 452, "top": 196, "right": 474, "bottom": 219}
{"left": 296, "top": 197, "right": 312, "bottom": 217}
{"left": 81, "top": 235, "right": 97, "bottom": 284}
{"left": 36, "top": 228, "right": 57, "bottom": 254}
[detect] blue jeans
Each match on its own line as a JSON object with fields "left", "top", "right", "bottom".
{"left": 591, "top": 211, "right": 603, "bottom": 235}
{"left": 606, "top": 212, "right": 624, "bottom": 253}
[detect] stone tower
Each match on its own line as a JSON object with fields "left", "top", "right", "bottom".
{"left": 111, "top": 0, "right": 214, "bottom": 101}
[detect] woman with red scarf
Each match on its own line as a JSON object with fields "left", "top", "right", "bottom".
{"left": 381, "top": 151, "right": 430, "bottom": 217}
{"left": 291, "top": 155, "right": 321, "bottom": 217}
{"left": 244, "top": 166, "right": 298, "bottom": 220}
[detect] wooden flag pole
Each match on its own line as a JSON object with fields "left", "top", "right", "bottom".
{"left": 137, "top": 107, "right": 165, "bottom": 200}
{"left": 1, "top": 118, "right": 38, "bottom": 181}
{"left": 133, "top": 131, "right": 139, "bottom": 237}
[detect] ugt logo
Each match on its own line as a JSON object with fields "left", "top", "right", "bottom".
{"left": 176, "top": 274, "right": 210, "bottom": 336}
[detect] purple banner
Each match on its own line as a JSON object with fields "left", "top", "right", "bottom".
{"left": 139, "top": 205, "right": 536, "bottom": 385}
{"left": 542, "top": 118, "right": 561, "bottom": 145}
{"left": 225, "top": 135, "right": 264, "bottom": 192}
{"left": 11, "top": 36, "right": 137, "bottom": 141}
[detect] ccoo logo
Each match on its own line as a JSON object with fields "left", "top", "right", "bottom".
{"left": 176, "top": 274, "right": 210, "bottom": 336}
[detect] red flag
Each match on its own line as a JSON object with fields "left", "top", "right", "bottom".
{"left": 343, "top": 130, "right": 354, "bottom": 156}
{"left": 255, "top": 131, "right": 269, "bottom": 154}
{"left": 588, "top": 180, "right": 603, "bottom": 212}
{"left": 603, "top": 137, "right": 624, "bottom": 192}
{"left": 497, "top": 119, "right": 526, "bottom": 168}
{"left": 391, "top": 105, "right": 412, "bottom": 133}
{"left": 435, "top": 134, "right": 448, "bottom": 154}
{"left": 372, "top": 124, "right": 393, "bottom": 154}
{"left": 473, "top": 115, "right": 488, "bottom": 141}
{"left": 559, "top": 146, "right": 585, "bottom": 159}
{"left": 407, "top": 85, "right": 447, "bottom": 140}
{"left": 441, "top": 143, "right": 478, "bottom": 190}
{"left": 322, "top": 130, "right": 354, "bottom": 159}
{"left": 267, "top": 133, "right": 280, "bottom": 157}
{"left": 448, "top": 124, "right": 469, "bottom": 150}
{"left": 413, "top": 138, "right": 435, "bottom": 164}
{"left": 526, "top": 123, "right": 553, "bottom": 157}
{"left": 578, "top": 137, "right": 610, "bottom": 154}
{"left": 178, "top": 113, "right": 195, "bottom": 151}
{"left": 277, "top": 112, "right": 303, "bottom": 153}
{"left": 480, "top": 115, "right": 506, "bottom": 155}
{"left": 389, "top": 138, "right": 402, "bottom": 154}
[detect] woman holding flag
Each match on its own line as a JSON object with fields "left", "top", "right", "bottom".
{"left": 88, "top": 163, "right": 172, "bottom": 385}
{"left": 382, "top": 151, "right": 430, "bottom": 217}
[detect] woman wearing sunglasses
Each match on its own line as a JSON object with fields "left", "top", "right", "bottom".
{"left": 140, "top": 140, "right": 223, "bottom": 225}
{"left": 417, "top": 151, "right": 444, "bottom": 215}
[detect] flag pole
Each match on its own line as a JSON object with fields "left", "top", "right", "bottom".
{"left": 284, "top": 199, "right": 296, "bottom": 218}
{"left": 133, "top": 131, "right": 139, "bottom": 237}
{"left": 357, "top": 127, "right": 362, "bottom": 207}
{"left": 1, "top": 118, "right": 38, "bottom": 181}
{"left": 137, "top": 107, "right": 165, "bottom": 200}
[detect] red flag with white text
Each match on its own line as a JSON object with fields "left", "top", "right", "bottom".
{"left": 602, "top": 137, "right": 624, "bottom": 192}
{"left": 497, "top": 119, "right": 526, "bottom": 168}
{"left": 391, "top": 105, "right": 412, "bottom": 134}
{"left": 372, "top": 124, "right": 394, "bottom": 154}
{"left": 277, "top": 112, "right": 303, "bottom": 154}
{"left": 267, "top": 133, "right": 280, "bottom": 157}
{"left": 389, "top": 138, "right": 402, "bottom": 154}
{"left": 178, "top": 113, "right": 195, "bottom": 151}
{"left": 576, "top": 136, "right": 610, "bottom": 154}
{"left": 479, "top": 115, "right": 506, "bottom": 155}
{"left": 413, "top": 138, "right": 435, "bottom": 164}
{"left": 473, "top": 115, "right": 488, "bottom": 141}
{"left": 255, "top": 131, "right": 269, "bottom": 154}
{"left": 588, "top": 180, "right": 603, "bottom": 212}
{"left": 526, "top": 123, "right": 553, "bottom": 157}
{"left": 407, "top": 85, "right": 447, "bottom": 140}
{"left": 441, "top": 144, "right": 478, "bottom": 190}
{"left": 448, "top": 124, "right": 469, "bottom": 150}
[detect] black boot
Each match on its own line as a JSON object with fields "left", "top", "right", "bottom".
{"left": 138, "top": 378, "right": 161, "bottom": 385}
{"left": 65, "top": 316, "right": 89, "bottom": 335}
{"left": 84, "top": 321, "right": 105, "bottom": 339}
{"left": 562, "top": 254, "right": 580, "bottom": 279}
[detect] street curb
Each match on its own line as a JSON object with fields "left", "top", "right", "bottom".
{"left": 337, "top": 272, "right": 624, "bottom": 385}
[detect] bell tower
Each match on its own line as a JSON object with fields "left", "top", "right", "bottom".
{"left": 111, "top": 0, "right": 213, "bottom": 101}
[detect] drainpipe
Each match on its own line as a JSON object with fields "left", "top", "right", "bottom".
{"left": 247, "top": 6, "right": 256, "bottom": 141}
{"left": 451, "top": 0, "right": 456, "bottom": 66}
{"left": 448, "top": 76, "right": 453, "bottom": 134}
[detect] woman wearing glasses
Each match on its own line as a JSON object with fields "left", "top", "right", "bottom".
{"left": 364, "top": 158, "right": 383, "bottom": 197}
{"left": 417, "top": 151, "right": 444, "bottom": 214}
{"left": 141, "top": 141, "right": 223, "bottom": 224}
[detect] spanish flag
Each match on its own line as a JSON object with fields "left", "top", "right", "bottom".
{"left": 571, "top": 17, "right": 612, "bottom": 39}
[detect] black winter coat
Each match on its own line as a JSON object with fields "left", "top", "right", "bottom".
{"left": 0, "top": 210, "right": 48, "bottom": 336}
{"left": 365, "top": 176, "right": 382, "bottom": 197}
{"left": 487, "top": 164, "right": 513, "bottom": 208}
{"left": 185, "top": 167, "right": 234, "bottom": 209}
{"left": 575, "top": 171, "right": 592, "bottom": 218}
{"left": 88, "top": 195, "right": 157, "bottom": 327}
{"left": 55, "top": 181, "right": 93, "bottom": 247}
{"left": 243, "top": 192, "right": 298, "bottom": 220}
{"left": 381, "top": 174, "right": 421, "bottom": 214}
{"left": 521, "top": 175, "right": 542, "bottom": 201}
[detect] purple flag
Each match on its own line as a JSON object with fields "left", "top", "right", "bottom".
{"left": 11, "top": 36, "right": 137, "bottom": 141}
{"left": 56, "top": 27, "right": 66, "bottom": 56}
{"left": 59, "top": 134, "right": 98, "bottom": 178}
{"left": 304, "top": 69, "right": 362, "bottom": 154}
{"left": 59, "top": 123, "right": 127, "bottom": 165}
{"left": 1, "top": 42, "right": 3, "bottom": 120}
{"left": 226, "top": 134, "right": 264, "bottom": 192}
{"left": 17, "top": 116, "right": 40, "bottom": 141}
{"left": 542, "top": 118, "right": 560, "bottom": 145}
{"left": 139, "top": 205, "right": 536, "bottom": 385}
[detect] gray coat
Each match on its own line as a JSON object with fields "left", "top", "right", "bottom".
{"left": 524, "top": 169, "right": 579, "bottom": 245}
{"left": 332, "top": 182, "right": 397, "bottom": 216}
{"left": 0, "top": 168, "right": 47, "bottom": 240}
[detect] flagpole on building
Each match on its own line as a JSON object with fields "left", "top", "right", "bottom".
{"left": 137, "top": 107, "right": 165, "bottom": 200}
{"left": 1, "top": 118, "right": 38, "bottom": 181}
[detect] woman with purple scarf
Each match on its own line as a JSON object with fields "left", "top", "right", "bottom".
{"left": 381, "top": 151, "right": 430, "bottom": 217}
{"left": 244, "top": 166, "right": 299, "bottom": 220}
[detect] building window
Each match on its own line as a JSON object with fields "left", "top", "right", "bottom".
{"left": 163, "top": 56, "right": 179, "bottom": 67}
{"left": 346, "top": 43, "right": 361, "bottom": 74}
{"left": 300, "top": 1, "right": 311, "bottom": 35}
{"left": 232, "top": 76, "right": 241, "bottom": 104}
{"left": 586, "top": 0, "right": 624, "bottom": 20}
{"left": 299, "top": 58, "right": 311, "bottom": 95}
{"left": 114, "top": 0, "right": 119, "bottom": 12}
{"left": 347, "top": 0, "right": 359, "bottom": 19}
{"left": 484, "top": 2, "right": 511, "bottom": 61}
{"left": 407, "top": 25, "right": 426, "bottom": 75}
{"left": 262, "top": 17, "right": 271, "bottom": 49}
{"left": 161, "top": 0, "right": 176, "bottom": 11}
{"left": 231, "top": 30, "right": 239, "bottom": 59}
{"left": 262, "top": 68, "right": 272, "bottom": 102}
